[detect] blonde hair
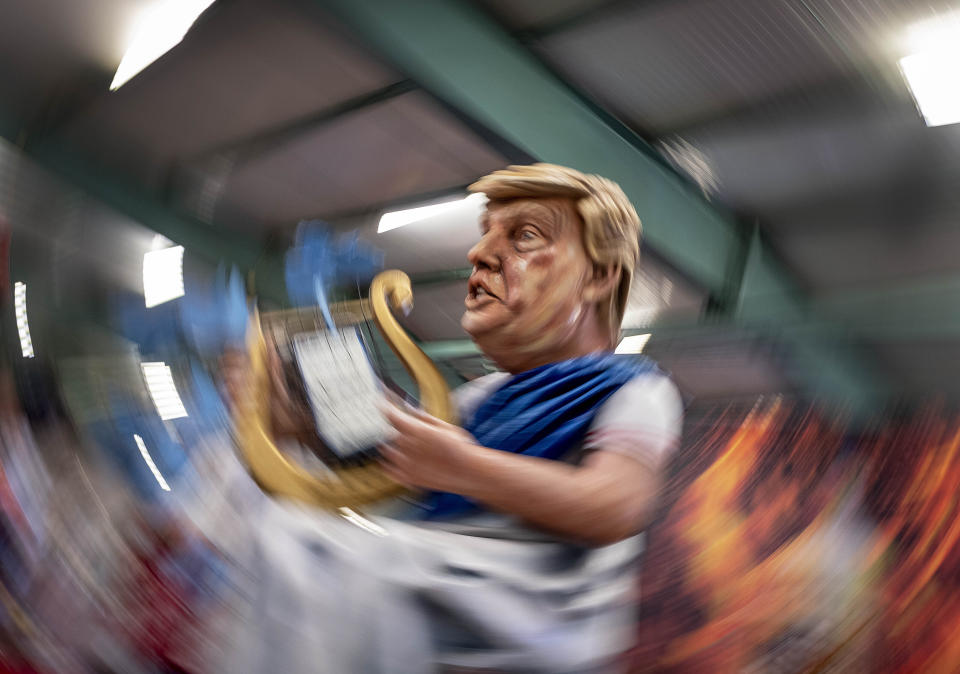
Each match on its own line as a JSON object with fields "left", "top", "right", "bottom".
{"left": 469, "top": 163, "right": 641, "bottom": 344}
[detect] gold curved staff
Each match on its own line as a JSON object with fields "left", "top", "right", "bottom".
{"left": 369, "top": 270, "right": 457, "bottom": 425}
{"left": 233, "top": 270, "right": 455, "bottom": 508}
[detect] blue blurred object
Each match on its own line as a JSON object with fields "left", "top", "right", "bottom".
{"left": 114, "top": 294, "right": 181, "bottom": 353}
{"left": 85, "top": 397, "right": 187, "bottom": 501}
{"left": 114, "top": 263, "right": 247, "bottom": 358}
{"left": 178, "top": 360, "right": 231, "bottom": 442}
{"left": 180, "top": 265, "right": 249, "bottom": 356}
{"left": 284, "top": 221, "right": 384, "bottom": 325}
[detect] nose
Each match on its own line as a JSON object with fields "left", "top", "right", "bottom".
{"left": 467, "top": 230, "right": 500, "bottom": 272}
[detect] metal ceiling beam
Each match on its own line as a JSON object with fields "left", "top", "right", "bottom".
{"left": 812, "top": 274, "right": 960, "bottom": 339}
{"left": 316, "top": 0, "right": 745, "bottom": 298}
{"left": 408, "top": 267, "right": 472, "bottom": 287}
{"left": 316, "top": 0, "right": 883, "bottom": 412}
{"left": 733, "top": 225, "right": 883, "bottom": 413}
{"left": 187, "top": 79, "right": 419, "bottom": 166}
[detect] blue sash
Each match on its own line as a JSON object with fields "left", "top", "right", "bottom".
{"left": 422, "top": 352, "right": 660, "bottom": 519}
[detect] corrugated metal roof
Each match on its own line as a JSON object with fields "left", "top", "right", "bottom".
{"left": 60, "top": 0, "right": 400, "bottom": 189}
{"left": 213, "top": 91, "right": 506, "bottom": 230}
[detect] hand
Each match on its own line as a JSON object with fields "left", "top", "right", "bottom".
{"left": 380, "top": 403, "right": 484, "bottom": 494}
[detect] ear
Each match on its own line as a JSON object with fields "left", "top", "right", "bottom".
{"left": 583, "top": 263, "right": 620, "bottom": 303}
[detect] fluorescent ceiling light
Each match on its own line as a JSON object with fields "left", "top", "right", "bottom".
{"left": 143, "top": 245, "right": 185, "bottom": 308}
{"left": 900, "top": 50, "right": 960, "bottom": 127}
{"left": 141, "top": 361, "right": 188, "bottom": 420}
{"left": 14, "top": 282, "right": 34, "bottom": 358}
{"left": 899, "top": 12, "right": 960, "bottom": 127}
{"left": 378, "top": 193, "right": 486, "bottom": 234}
{"left": 111, "top": 0, "right": 217, "bottom": 90}
{"left": 615, "top": 333, "right": 651, "bottom": 354}
{"left": 133, "top": 434, "right": 171, "bottom": 491}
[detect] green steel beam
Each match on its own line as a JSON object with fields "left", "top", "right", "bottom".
{"left": 421, "top": 339, "right": 482, "bottom": 361}
{"left": 734, "top": 225, "right": 882, "bottom": 414}
{"left": 813, "top": 274, "right": 960, "bottom": 338}
{"left": 317, "top": 0, "right": 745, "bottom": 297}
{"left": 1, "top": 3, "right": 910, "bottom": 413}
{"left": 409, "top": 267, "right": 472, "bottom": 287}
{"left": 315, "top": 0, "right": 879, "bottom": 411}
{"left": 734, "top": 226, "right": 806, "bottom": 325}
{"left": 413, "top": 267, "right": 960, "bottom": 409}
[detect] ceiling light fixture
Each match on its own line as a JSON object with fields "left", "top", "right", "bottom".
{"left": 900, "top": 12, "right": 960, "bottom": 127}
{"left": 133, "top": 434, "right": 172, "bottom": 491}
{"left": 377, "top": 193, "right": 486, "bottom": 234}
{"left": 615, "top": 333, "right": 652, "bottom": 354}
{"left": 143, "top": 245, "right": 185, "bottom": 308}
{"left": 900, "top": 50, "right": 960, "bottom": 127}
{"left": 13, "top": 281, "right": 34, "bottom": 358}
{"left": 111, "top": 0, "right": 217, "bottom": 91}
{"left": 141, "top": 361, "right": 188, "bottom": 420}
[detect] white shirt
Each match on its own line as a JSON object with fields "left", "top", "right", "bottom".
{"left": 455, "top": 367, "right": 683, "bottom": 469}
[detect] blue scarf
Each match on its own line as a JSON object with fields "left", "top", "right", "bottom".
{"left": 421, "top": 352, "right": 659, "bottom": 519}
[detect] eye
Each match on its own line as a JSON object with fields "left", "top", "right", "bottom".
{"left": 512, "top": 226, "right": 544, "bottom": 250}
{"left": 516, "top": 225, "right": 542, "bottom": 240}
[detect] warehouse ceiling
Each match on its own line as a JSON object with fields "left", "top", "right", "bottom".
{"left": 2, "top": 0, "right": 959, "bottom": 403}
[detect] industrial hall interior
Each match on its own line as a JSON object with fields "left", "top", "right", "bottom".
{"left": 2, "top": 1, "right": 960, "bottom": 672}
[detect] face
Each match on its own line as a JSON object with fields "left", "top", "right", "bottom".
{"left": 462, "top": 197, "right": 606, "bottom": 370}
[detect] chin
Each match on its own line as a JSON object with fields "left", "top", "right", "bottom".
{"left": 460, "top": 311, "right": 485, "bottom": 339}
{"left": 462, "top": 311, "right": 504, "bottom": 347}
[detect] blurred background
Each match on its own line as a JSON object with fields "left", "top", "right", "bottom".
{"left": 2, "top": 0, "right": 960, "bottom": 671}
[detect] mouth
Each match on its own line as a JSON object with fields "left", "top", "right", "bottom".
{"left": 466, "top": 277, "right": 501, "bottom": 305}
